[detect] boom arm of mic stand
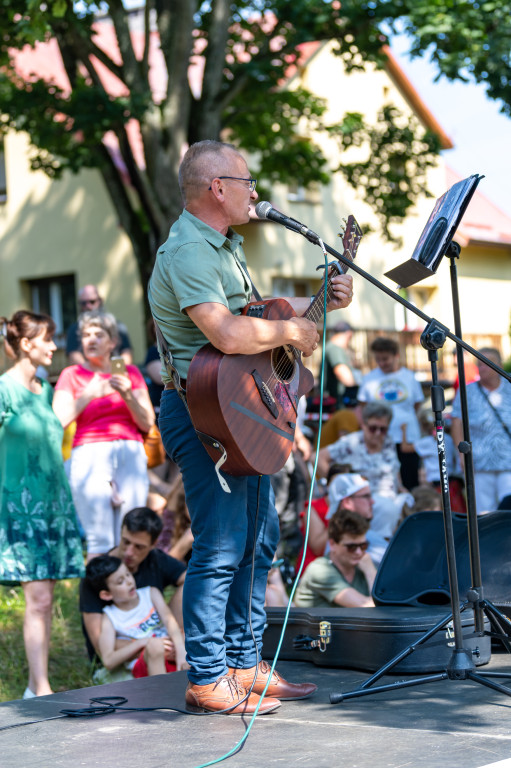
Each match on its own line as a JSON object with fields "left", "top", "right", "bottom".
{"left": 322, "top": 238, "right": 511, "bottom": 383}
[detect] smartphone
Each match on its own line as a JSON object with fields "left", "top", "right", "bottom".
{"left": 110, "top": 356, "right": 127, "bottom": 376}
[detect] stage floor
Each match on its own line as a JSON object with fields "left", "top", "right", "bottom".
{"left": 2, "top": 653, "right": 511, "bottom": 768}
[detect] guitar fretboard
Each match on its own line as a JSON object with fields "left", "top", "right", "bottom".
{"left": 288, "top": 215, "right": 362, "bottom": 360}
{"left": 303, "top": 261, "right": 345, "bottom": 326}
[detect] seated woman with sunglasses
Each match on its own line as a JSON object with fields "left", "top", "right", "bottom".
{"left": 317, "top": 402, "right": 412, "bottom": 540}
{"left": 295, "top": 509, "right": 375, "bottom": 608}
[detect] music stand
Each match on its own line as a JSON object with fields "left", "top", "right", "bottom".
{"left": 384, "top": 173, "right": 483, "bottom": 288}
{"left": 308, "top": 174, "right": 511, "bottom": 704}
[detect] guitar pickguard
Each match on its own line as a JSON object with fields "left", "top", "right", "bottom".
{"left": 274, "top": 375, "right": 299, "bottom": 416}
{"left": 251, "top": 369, "right": 279, "bottom": 418}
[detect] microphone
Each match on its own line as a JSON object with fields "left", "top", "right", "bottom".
{"left": 255, "top": 201, "right": 321, "bottom": 245}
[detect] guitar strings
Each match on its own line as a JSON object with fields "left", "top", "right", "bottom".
{"left": 263, "top": 279, "right": 336, "bottom": 389}
{"left": 262, "top": 228, "right": 358, "bottom": 390}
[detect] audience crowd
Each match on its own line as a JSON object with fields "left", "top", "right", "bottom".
{"left": 1, "top": 299, "right": 510, "bottom": 698}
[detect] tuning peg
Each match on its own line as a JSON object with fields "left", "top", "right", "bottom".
{"left": 338, "top": 220, "right": 347, "bottom": 237}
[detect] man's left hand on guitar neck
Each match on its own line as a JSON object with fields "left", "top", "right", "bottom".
{"left": 286, "top": 273, "right": 354, "bottom": 316}
{"left": 326, "top": 272, "right": 354, "bottom": 312}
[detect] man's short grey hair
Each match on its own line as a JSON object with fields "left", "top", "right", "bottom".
{"left": 178, "top": 140, "right": 242, "bottom": 204}
{"left": 78, "top": 310, "right": 119, "bottom": 344}
{"left": 361, "top": 402, "right": 393, "bottom": 423}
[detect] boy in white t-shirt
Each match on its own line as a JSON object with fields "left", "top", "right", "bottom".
{"left": 85, "top": 554, "right": 188, "bottom": 677}
{"left": 358, "top": 336, "right": 424, "bottom": 490}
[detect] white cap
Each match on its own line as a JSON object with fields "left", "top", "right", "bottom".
{"left": 327, "top": 474, "right": 370, "bottom": 519}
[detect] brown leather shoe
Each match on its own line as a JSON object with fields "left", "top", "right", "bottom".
{"left": 185, "top": 673, "right": 281, "bottom": 715}
{"left": 229, "top": 661, "right": 318, "bottom": 700}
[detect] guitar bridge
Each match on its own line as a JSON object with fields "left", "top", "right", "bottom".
{"left": 251, "top": 369, "right": 278, "bottom": 419}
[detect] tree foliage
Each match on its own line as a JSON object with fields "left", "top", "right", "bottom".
{"left": 330, "top": 105, "right": 441, "bottom": 241}
{"left": 1, "top": 0, "right": 510, "bottom": 316}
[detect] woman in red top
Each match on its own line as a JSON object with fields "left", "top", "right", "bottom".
{"left": 54, "top": 311, "right": 154, "bottom": 561}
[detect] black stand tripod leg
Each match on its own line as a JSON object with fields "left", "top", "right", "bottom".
{"left": 354, "top": 607, "right": 464, "bottom": 691}
{"left": 482, "top": 601, "right": 511, "bottom": 630}
{"left": 479, "top": 601, "right": 511, "bottom": 653}
{"left": 330, "top": 673, "right": 448, "bottom": 704}
{"left": 467, "top": 671, "right": 511, "bottom": 696}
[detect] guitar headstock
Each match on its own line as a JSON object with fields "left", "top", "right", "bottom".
{"left": 304, "top": 214, "right": 363, "bottom": 323}
{"left": 337, "top": 215, "right": 363, "bottom": 272}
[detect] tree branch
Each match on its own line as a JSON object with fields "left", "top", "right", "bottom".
{"left": 107, "top": 0, "right": 150, "bottom": 95}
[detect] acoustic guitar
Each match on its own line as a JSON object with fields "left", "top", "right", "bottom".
{"left": 186, "top": 215, "right": 363, "bottom": 476}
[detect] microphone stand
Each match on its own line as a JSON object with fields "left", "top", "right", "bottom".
{"left": 320, "top": 235, "right": 510, "bottom": 381}
{"left": 305, "top": 230, "right": 511, "bottom": 704}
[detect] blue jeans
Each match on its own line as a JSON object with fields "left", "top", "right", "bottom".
{"left": 159, "top": 389, "right": 280, "bottom": 685}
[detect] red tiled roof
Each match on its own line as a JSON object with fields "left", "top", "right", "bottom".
{"left": 383, "top": 46, "right": 453, "bottom": 150}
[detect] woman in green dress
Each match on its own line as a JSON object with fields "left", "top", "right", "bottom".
{"left": 0, "top": 311, "right": 84, "bottom": 698}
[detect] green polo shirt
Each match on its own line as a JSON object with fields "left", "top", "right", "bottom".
{"left": 148, "top": 209, "right": 252, "bottom": 380}
{"left": 294, "top": 556, "right": 370, "bottom": 608}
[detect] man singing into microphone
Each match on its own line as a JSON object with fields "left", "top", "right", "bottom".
{"left": 149, "top": 140, "right": 353, "bottom": 714}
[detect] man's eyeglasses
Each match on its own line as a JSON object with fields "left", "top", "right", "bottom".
{"left": 353, "top": 493, "right": 372, "bottom": 501}
{"left": 342, "top": 541, "right": 369, "bottom": 553}
{"left": 209, "top": 176, "right": 257, "bottom": 192}
{"left": 365, "top": 424, "right": 389, "bottom": 435}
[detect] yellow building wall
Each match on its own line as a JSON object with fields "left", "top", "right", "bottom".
{"left": 239, "top": 43, "right": 441, "bottom": 325}
{"left": 1, "top": 42, "right": 509, "bottom": 374}
{"left": 0, "top": 131, "right": 146, "bottom": 365}
{"left": 240, "top": 41, "right": 511, "bottom": 366}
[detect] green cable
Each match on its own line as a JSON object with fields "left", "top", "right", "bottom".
{"left": 193, "top": 248, "right": 331, "bottom": 768}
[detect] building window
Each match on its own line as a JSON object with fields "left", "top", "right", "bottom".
{"left": 272, "top": 277, "right": 312, "bottom": 298}
{"left": 24, "top": 274, "right": 76, "bottom": 347}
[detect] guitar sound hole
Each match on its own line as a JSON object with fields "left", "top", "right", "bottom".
{"left": 272, "top": 347, "right": 295, "bottom": 382}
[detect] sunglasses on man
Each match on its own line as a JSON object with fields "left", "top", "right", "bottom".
{"left": 342, "top": 541, "right": 369, "bottom": 553}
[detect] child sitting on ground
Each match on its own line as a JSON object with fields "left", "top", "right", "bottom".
{"left": 85, "top": 555, "right": 188, "bottom": 677}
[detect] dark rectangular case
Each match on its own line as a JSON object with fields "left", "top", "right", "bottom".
{"left": 263, "top": 605, "right": 491, "bottom": 673}
{"left": 263, "top": 510, "right": 511, "bottom": 673}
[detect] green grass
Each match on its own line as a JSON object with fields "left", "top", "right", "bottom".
{"left": 0, "top": 579, "right": 94, "bottom": 702}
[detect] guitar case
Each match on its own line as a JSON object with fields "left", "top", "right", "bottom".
{"left": 263, "top": 511, "right": 510, "bottom": 672}
{"left": 263, "top": 605, "right": 491, "bottom": 673}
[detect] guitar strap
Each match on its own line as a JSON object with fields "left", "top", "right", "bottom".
{"left": 238, "top": 259, "right": 263, "bottom": 301}
{"left": 152, "top": 318, "right": 231, "bottom": 494}
{"left": 477, "top": 382, "right": 511, "bottom": 442}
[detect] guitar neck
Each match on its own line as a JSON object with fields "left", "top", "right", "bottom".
{"left": 302, "top": 261, "right": 344, "bottom": 325}
{"left": 301, "top": 214, "right": 361, "bottom": 326}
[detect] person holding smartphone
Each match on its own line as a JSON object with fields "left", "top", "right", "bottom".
{"left": 53, "top": 311, "right": 154, "bottom": 561}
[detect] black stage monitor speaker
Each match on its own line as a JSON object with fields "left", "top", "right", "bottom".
{"left": 373, "top": 510, "right": 511, "bottom": 613}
